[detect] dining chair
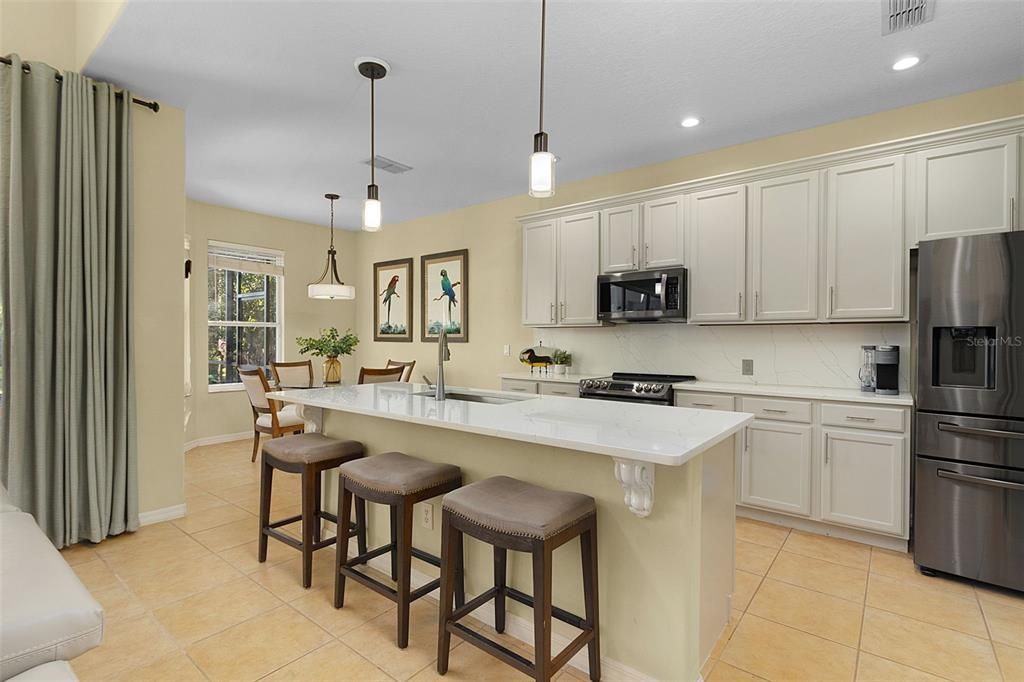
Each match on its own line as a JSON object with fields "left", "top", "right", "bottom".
{"left": 358, "top": 366, "right": 407, "bottom": 384}
{"left": 271, "top": 360, "right": 315, "bottom": 388}
{"left": 385, "top": 359, "right": 416, "bottom": 383}
{"left": 239, "top": 368, "right": 306, "bottom": 462}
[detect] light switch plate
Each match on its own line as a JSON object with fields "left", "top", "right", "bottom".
{"left": 742, "top": 359, "right": 754, "bottom": 376}
{"left": 503, "top": 344, "right": 511, "bottom": 357}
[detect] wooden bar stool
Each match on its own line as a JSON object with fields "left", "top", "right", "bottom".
{"left": 436, "top": 476, "right": 600, "bottom": 682}
{"left": 259, "top": 433, "right": 368, "bottom": 589}
{"left": 335, "top": 452, "right": 464, "bottom": 648}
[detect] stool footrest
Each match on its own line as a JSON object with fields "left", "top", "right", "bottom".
{"left": 410, "top": 547, "right": 441, "bottom": 568}
{"left": 448, "top": 622, "right": 534, "bottom": 677}
{"left": 263, "top": 527, "right": 302, "bottom": 550}
{"left": 268, "top": 514, "right": 302, "bottom": 529}
{"left": 506, "top": 587, "right": 589, "bottom": 630}
{"left": 449, "top": 587, "right": 499, "bottom": 623}
{"left": 346, "top": 543, "right": 394, "bottom": 566}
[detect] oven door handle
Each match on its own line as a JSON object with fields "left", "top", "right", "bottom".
{"left": 937, "top": 422, "right": 1024, "bottom": 440}
{"left": 937, "top": 469, "right": 1024, "bottom": 492}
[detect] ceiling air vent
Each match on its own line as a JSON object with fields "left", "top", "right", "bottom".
{"left": 882, "top": 0, "right": 934, "bottom": 35}
{"left": 364, "top": 155, "right": 413, "bottom": 174}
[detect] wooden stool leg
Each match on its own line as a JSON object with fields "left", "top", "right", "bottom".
{"left": 494, "top": 547, "right": 507, "bottom": 634}
{"left": 454, "top": 526, "right": 466, "bottom": 609}
{"left": 532, "top": 540, "right": 553, "bottom": 682}
{"left": 301, "top": 465, "right": 316, "bottom": 589}
{"left": 334, "top": 484, "right": 353, "bottom": 608}
{"left": 581, "top": 519, "right": 601, "bottom": 681}
{"left": 355, "top": 497, "right": 368, "bottom": 559}
{"left": 389, "top": 504, "right": 399, "bottom": 581}
{"left": 258, "top": 461, "right": 273, "bottom": 562}
{"left": 313, "top": 468, "right": 323, "bottom": 544}
{"left": 396, "top": 499, "right": 415, "bottom": 648}
{"left": 436, "top": 512, "right": 458, "bottom": 674}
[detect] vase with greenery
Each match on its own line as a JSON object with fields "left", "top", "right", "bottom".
{"left": 552, "top": 349, "right": 572, "bottom": 375}
{"left": 296, "top": 328, "right": 359, "bottom": 384}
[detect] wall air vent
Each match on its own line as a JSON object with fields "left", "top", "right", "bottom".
{"left": 882, "top": 0, "right": 934, "bottom": 34}
{"left": 364, "top": 155, "right": 413, "bottom": 174}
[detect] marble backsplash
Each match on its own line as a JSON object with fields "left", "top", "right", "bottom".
{"left": 536, "top": 322, "right": 913, "bottom": 391}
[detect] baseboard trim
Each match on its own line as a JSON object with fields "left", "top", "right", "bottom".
{"left": 344, "top": 537, "right": 656, "bottom": 682}
{"left": 138, "top": 504, "right": 187, "bottom": 525}
{"left": 185, "top": 431, "right": 251, "bottom": 452}
{"left": 736, "top": 506, "right": 909, "bottom": 553}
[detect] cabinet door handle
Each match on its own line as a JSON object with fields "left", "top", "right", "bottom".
{"left": 755, "top": 290, "right": 760, "bottom": 316}
{"left": 763, "top": 408, "right": 788, "bottom": 414}
{"left": 560, "top": 301, "right": 566, "bottom": 319}
{"left": 1012, "top": 197, "right": 1017, "bottom": 230}
{"left": 825, "top": 441, "right": 830, "bottom": 465}
{"left": 828, "top": 286, "right": 835, "bottom": 316}
{"left": 549, "top": 303, "right": 554, "bottom": 323}
{"left": 738, "top": 291, "right": 743, "bottom": 317}
{"left": 645, "top": 243, "right": 650, "bottom": 266}
{"left": 745, "top": 427, "right": 751, "bottom": 451}
{"left": 846, "top": 415, "right": 876, "bottom": 422}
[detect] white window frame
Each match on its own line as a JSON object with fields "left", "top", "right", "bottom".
{"left": 206, "top": 241, "right": 285, "bottom": 393}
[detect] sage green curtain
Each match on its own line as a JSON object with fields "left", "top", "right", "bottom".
{"left": 1, "top": 54, "right": 138, "bottom": 547}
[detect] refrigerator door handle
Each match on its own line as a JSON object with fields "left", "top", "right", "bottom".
{"left": 937, "top": 468, "right": 1024, "bottom": 492}
{"left": 937, "top": 422, "right": 1024, "bottom": 440}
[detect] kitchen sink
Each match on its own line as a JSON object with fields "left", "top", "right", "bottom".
{"left": 413, "top": 390, "right": 535, "bottom": 405}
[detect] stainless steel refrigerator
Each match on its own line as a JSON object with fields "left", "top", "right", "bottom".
{"left": 915, "top": 231, "right": 1023, "bottom": 591}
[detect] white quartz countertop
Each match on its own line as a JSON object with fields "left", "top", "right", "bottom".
{"left": 498, "top": 372, "right": 913, "bottom": 406}
{"left": 269, "top": 382, "right": 752, "bottom": 466}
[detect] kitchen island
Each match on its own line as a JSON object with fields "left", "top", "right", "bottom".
{"left": 269, "top": 382, "right": 752, "bottom": 681}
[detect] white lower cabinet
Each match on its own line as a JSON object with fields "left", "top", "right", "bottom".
{"left": 740, "top": 420, "right": 813, "bottom": 517}
{"left": 820, "top": 428, "right": 906, "bottom": 535}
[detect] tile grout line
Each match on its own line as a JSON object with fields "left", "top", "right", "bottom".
{"left": 974, "top": 585, "right": 1007, "bottom": 682}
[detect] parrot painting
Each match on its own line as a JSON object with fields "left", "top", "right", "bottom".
{"left": 433, "top": 268, "right": 461, "bottom": 331}
{"left": 379, "top": 274, "right": 400, "bottom": 327}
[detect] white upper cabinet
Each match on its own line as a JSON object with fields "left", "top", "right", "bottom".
{"left": 911, "top": 135, "right": 1019, "bottom": 244}
{"left": 749, "top": 172, "right": 820, "bottom": 321}
{"left": 641, "top": 195, "right": 685, "bottom": 269}
{"left": 521, "top": 219, "right": 558, "bottom": 326}
{"left": 689, "top": 185, "right": 747, "bottom": 322}
{"left": 600, "top": 204, "right": 640, "bottom": 273}
{"left": 558, "top": 212, "right": 600, "bottom": 325}
{"left": 825, "top": 155, "right": 906, "bottom": 320}
{"left": 820, "top": 428, "right": 906, "bottom": 535}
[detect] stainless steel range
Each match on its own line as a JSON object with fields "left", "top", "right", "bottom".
{"left": 578, "top": 372, "right": 696, "bottom": 406}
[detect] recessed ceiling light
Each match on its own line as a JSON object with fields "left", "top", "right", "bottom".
{"left": 680, "top": 117, "right": 701, "bottom": 128}
{"left": 892, "top": 55, "right": 920, "bottom": 71}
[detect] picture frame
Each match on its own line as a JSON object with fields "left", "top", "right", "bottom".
{"left": 373, "top": 257, "right": 414, "bottom": 342}
{"left": 420, "top": 249, "right": 468, "bottom": 343}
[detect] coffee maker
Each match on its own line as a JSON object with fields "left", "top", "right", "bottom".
{"left": 874, "top": 345, "right": 900, "bottom": 395}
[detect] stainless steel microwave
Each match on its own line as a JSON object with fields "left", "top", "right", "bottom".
{"left": 597, "top": 268, "right": 687, "bottom": 323}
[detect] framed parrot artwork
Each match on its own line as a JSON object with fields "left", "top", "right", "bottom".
{"left": 373, "top": 257, "right": 413, "bottom": 342}
{"left": 420, "top": 249, "right": 468, "bottom": 343}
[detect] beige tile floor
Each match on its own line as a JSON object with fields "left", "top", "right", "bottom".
{"left": 62, "top": 439, "right": 1024, "bottom": 681}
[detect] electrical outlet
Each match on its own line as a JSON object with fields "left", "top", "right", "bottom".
{"left": 742, "top": 359, "right": 754, "bottom": 376}
{"left": 503, "top": 344, "right": 511, "bottom": 357}
{"left": 420, "top": 502, "right": 434, "bottom": 530}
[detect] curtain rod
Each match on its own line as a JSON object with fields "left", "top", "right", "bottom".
{"left": 0, "top": 57, "right": 160, "bottom": 112}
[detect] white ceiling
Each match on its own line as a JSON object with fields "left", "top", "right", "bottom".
{"left": 86, "top": 0, "right": 1024, "bottom": 230}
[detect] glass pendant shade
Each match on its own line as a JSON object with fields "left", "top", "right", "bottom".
{"left": 362, "top": 184, "right": 382, "bottom": 232}
{"left": 529, "top": 151, "right": 555, "bottom": 198}
{"left": 308, "top": 193, "right": 354, "bottom": 300}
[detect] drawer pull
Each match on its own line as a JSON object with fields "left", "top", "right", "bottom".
{"left": 692, "top": 402, "right": 715, "bottom": 407}
{"left": 763, "top": 408, "right": 788, "bottom": 414}
{"left": 938, "top": 423, "right": 1024, "bottom": 441}
{"left": 550, "top": 390, "right": 569, "bottom": 395}
{"left": 846, "top": 416, "right": 876, "bottom": 422}
{"left": 508, "top": 387, "right": 528, "bottom": 392}
{"left": 937, "top": 469, "right": 1024, "bottom": 492}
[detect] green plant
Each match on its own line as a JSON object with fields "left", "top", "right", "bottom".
{"left": 552, "top": 349, "right": 572, "bottom": 366}
{"left": 296, "top": 328, "right": 359, "bottom": 358}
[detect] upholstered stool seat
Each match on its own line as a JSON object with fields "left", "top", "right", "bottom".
{"left": 262, "top": 433, "right": 363, "bottom": 466}
{"left": 339, "top": 451, "right": 461, "bottom": 495}
{"left": 437, "top": 477, "right": 600, "bottom": 682}
{"left": 335, "top": 452, "right": 463, "bottom": 649}
{"left": 442, "top": 475, "right": 595, "bottom": 540}
{"left": 259, "top": 434, "right": 367, "bottom": 589}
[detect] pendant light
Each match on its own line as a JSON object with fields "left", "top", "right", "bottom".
{"left": 358, "top": 58, "right": 389, "bottom": 232}
{"left": 308, "top": 193, "right": 355, "bottom": 300}
{"left": 529, "top": 0, "right": 555, "bottom": 198}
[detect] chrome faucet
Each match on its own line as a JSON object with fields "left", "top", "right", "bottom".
{"left": 436, "top": 325, "right": 451, "bottom": 400}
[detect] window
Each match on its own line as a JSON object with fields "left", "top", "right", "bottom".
{"left": 207, "top": 241, "right": 284, "bottom": 390}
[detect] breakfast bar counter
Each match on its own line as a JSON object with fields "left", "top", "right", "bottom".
{"left": 269, "top": 382, "right": 752, "bottom": 680}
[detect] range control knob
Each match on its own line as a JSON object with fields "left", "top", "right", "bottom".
{"left": 645, "top": 384, "right": 655, "bottom": 393}
{"left": 582, "top": 380, "right": 592, "bottom": 388}
{"left": 600, "top": 381, "right": 610, "bottom": 389}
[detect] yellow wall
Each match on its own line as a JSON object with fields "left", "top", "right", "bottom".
{"left": 0, "top": 0, "right": 124, "bottom": 74}
{"left": 185, "top": 201, "right": 359, "bottom": 444}
{"left": 356, "top": 80, "right": 1024, "bottom": 390}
